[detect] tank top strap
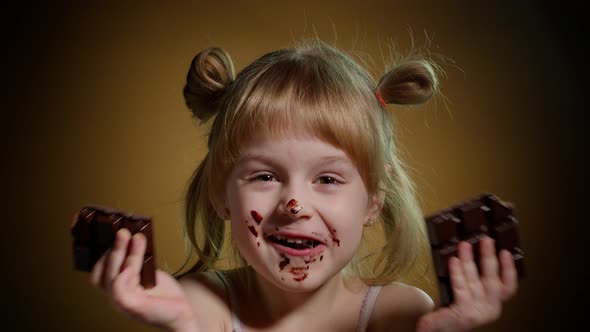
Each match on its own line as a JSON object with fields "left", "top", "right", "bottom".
{"left": 357, "top": 285, "right": 383, "bottom": 332}
{"left": 215, "top": 271, "right": 244, "bottom": 332}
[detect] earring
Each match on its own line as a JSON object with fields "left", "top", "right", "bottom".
{"left": 364, "top": 216, "right": 376, "bottom": 226}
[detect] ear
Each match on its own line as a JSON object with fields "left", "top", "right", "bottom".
{"left": 364, "top": 189, "right": 385, "bottom": 226}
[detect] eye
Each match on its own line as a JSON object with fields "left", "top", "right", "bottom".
{"left": 252, "top": 173, "right": 276, "bottom": 182}
{"left": 317, "top": 176, "right": 340, "bottom": 185}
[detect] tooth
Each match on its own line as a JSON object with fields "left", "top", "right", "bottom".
{"left": 295, "top": 239, "right": 303, "bottom": 244}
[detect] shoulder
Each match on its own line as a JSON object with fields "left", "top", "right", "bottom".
{"left": 368, "top": 282, "right": 435, "bottom": 332}
{"left": 177, "top": 270, "right": 233, "bottom": 331}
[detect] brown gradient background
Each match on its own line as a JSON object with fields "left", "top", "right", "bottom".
{"left": 5, "top": 1, "right": 586, "bottom": 331}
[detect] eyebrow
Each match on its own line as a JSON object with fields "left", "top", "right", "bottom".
{"left": 236, "top": 154, "right": 354, "bottom": 168}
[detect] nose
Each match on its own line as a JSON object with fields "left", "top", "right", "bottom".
{"left": 278, "top": 196, "right": 307, "bottom": 218}
{"left": 276, "top": 182, "right": 310, "bottom": 220}
{"left": 286, "top": 199, "right": 303, "bottom": 215}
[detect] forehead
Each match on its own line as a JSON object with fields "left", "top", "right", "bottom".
{"left": 236, "top": 134, "right": 354, "bottom": 166}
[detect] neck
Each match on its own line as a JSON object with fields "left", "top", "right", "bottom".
{"left": 247, "top": 267, "right": 345, "bottom": 321}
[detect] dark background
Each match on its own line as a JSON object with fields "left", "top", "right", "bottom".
{"left": 4, "top": 1, "right": 586, "bottom": 331}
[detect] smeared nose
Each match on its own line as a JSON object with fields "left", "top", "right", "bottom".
{"left": 287, "top": 199, "right": 302, "bottom": 214}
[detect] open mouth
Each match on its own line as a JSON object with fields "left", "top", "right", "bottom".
{"left": 268, "top": 234, "right": 323, "bottom": 250}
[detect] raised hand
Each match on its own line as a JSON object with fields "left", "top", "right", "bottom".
{"left": 90, "top": 228, "right": 197, "bottom": 332}
{"left": 416, "top": 237, "right": 518, "bottom": 332}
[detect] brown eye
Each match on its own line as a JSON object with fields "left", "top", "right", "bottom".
{"left": 318, "top": 176, "right": 338, "bottom": 184}
{"left": 255, "top": 174, "right": 275, "bottom": 182}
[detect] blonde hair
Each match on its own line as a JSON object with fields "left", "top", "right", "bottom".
{"left": 177, "top": 39, "right": 438, "bottom": 285}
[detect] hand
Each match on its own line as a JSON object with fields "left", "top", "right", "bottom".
{"left": 416, "top": 237, "right": 518, "bottom": 332}
{"left": 90, "top": 228, "right": 197, "bottom": 332}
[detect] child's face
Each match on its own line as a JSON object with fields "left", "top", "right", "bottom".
{"left": 225, "top": 135, "right": 378, "bottom": 291}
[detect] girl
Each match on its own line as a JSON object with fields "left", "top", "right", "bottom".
{"left": 91, "top": 39, "right": 518, "bottom": 331}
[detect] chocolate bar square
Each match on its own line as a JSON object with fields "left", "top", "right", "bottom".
{"left": 71, "top": 206, "right": 156, "bottom": 288}
{"left": 425, "top": 193, "right": 524, "bottom": 306}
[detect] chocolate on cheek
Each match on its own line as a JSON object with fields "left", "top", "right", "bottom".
{"left": 248, "top": 225, "right": 258, "bottom": 238}
{"left": 327, "top": 229, "right": 341, "bottom": 247}
{"left": 251, "top": 210, "right": 263, "bottom": 224}
{"left": 245, "top": 210, "right": 262, "bottom": 242}
{"left": 331, "top": 235, "right": 341, "bottom": 247}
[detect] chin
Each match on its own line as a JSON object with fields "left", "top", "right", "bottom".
{"left": 262, "top": 264, "right": 342, "bottom": 293}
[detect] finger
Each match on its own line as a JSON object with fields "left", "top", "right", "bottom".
{"left": 458, "top": 241, "right": 484, "bottom": 299}
{"left": 90, "top": 249, "right": 109, "bottom": 290}
{"left": 479, "top": 237, "right": 499, "bottom": 279}
{"left": 110, "top": 233, "right": 147, "bottom": 315}
{"left": 448, "top": 256, "right": 471, "bottom": 304}
{"left": 457, "top": 241, "right": 475, "bottom": 274}
{"left": 499, "top": 249, "right": 518, "bottom": 301}
{"left": 104, "top": 228, "right": 132, "bottom": 293}
{"left": 120, "top": 232, "right": 147, "bottom": 288}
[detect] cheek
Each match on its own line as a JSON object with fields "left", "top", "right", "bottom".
{"left": 227, "top": 189, "right": 274, "bottom": 255}
{"left": 322, "top": 194, "right": 367, "bottom": 249}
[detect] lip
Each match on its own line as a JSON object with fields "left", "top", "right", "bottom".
{"left": 265, "top": 231, "right": 327, "bottom": 257}
{"left": 270, "top": 242, "right": 326, "bottom": 257}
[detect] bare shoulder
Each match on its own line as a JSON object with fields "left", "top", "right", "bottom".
{"left": 368, "top": 282, "right": 435, "bottom": 332}
{"left": 177, "top": 270, "right": 232, "bottom": 331}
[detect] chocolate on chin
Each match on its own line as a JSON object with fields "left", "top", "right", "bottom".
{"left": 424, "top": 193, "right": 524, "bottom": 306}
{"left": 71, "top": 205, "right": 156, "bottom": 288}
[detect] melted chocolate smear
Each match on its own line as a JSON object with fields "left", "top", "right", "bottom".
{"left": 294, "top": 274, "right": 308, "bottom": 282}
{"left": 290, "top": 267, "right": 308, "bottom": 282}
{"left": 287, "top": 199, "right": 302, "bottom": 214}
{"left": 251, "top": 210, "right": 263, "bottom": 224}
{"left": 320, "top": 255, "right": 323, "bottom": 262}
{"left": 248, "top": 225, "right": 258, "bottom": 238}
{"left": 279, "top": 256, "right": 290, "bottom": 270}
{"left": 330, "top": 234, "right": 341, "bottom": 247}
{"left": 257, "top": 242, "right": 260, "bottom": 247}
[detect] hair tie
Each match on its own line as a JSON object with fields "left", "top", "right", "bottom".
{"left": 375, "top": 90, "right": 386, "bottom": 107}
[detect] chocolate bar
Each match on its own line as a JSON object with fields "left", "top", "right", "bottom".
{"left": 71, "top": 206, "right": 156, "bottom": 288}
{"left": 425, "top": 193, "right": 524, "bottom": 306}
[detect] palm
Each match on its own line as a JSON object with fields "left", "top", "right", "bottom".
{"left": 112, "top": 270, "right": 193, "bottom": 328}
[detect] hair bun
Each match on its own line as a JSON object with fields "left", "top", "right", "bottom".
{"left": 376, "top": 60, "right": 438, "bottom": 105}
{"left": 183, "top": 47, "right": 236, "bottom": 122}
